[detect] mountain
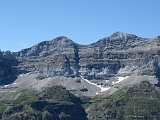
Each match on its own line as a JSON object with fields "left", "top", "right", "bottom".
{"left": 14, "top": 32, "right": 160, "bottom": 80}
{"left": 92, "top": 32, "right": 147, "bottom": 50}
{"left": 0, "top": 32, "right": 159, "bottom": 96}
{"left": 0, "top": 32, "right": 160, "bottom": 120}
{"left": 20, "top": 32, "right": 159, "bottom": 76}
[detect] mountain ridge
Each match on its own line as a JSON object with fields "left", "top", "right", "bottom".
{"left": 0, "top": 32, "right": 159, "bottom": 96}
{"left": 18, "top": 32, "right": 149, "bottom": 52}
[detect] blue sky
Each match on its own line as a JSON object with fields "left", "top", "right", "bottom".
{"left": 0, "top": 0, "right": 160, "bottom": 52}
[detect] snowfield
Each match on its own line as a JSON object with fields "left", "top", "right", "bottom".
{"left": 116, "top": 76, "right": 129, "bottom": 84}
{"left": 81, "top": 76, "right": 110, "bottom": 93}
{"left": 81, "top": 76, "right": 130, "bottom": 94}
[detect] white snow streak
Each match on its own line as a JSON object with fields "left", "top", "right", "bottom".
{"left": 19, "top": 74, "right": 24, "bottom": 77}
{"left": 4, "top": 85, "right": 9, "bottom": 88}
{"left": 115, "top": 76, "right": 129, "bottom": 84}
{"left": 81, "top": 76, "right": 110, "bottom": 93}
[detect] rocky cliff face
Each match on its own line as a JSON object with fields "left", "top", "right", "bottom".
{"left": 16, "top": 36, "right": 80, "bottom": 77}
{"left": 14, "top": 32, "right": 160, "bottom": 81}
{"left": 0, "top": 51, "right": 18, "bottom": 85}
{"left": 0, "top": 32, "right": 159, "bottom": 85}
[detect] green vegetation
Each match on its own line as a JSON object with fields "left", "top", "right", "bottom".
{"left": 86, "top": 81, "right": 160, "bottom": 120}
{"left": 1, "top": 81, "right": 160, "bottom": 120}
{"left": 0, "top": 86, "right": 87, "bottom": 120}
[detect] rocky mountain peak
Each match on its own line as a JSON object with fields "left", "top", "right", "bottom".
{"left": 93, "top": 32, "right": 147, "bottom": 50}
{"left": 54, "top": 36, "right": 70, "bottom": 41}
{"left": 52, "top": 36, "right": 75, "bottom": 47}
{"left": 110, "top": 31, "right": 136, "bottom": 40}
{"left": 16, "top": 36, "right": 76, "bottom": 58}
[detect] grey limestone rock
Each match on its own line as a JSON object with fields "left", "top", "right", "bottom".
{"left": 0, "top": 32, "right": 160, "bottom": 85}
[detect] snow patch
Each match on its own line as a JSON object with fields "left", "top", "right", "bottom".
{"left": 112, "top": 81, "right": 115, "bottom": 85}
{"left": 19, "top": 74, "right": 24, "bottom": 77}
{"left": 106, "top": 80, "right": 109, "bottom": 83}
{"left": 116, "top": 76, "right": 129, "bottom": 84}
{"left": 26, "top": 72, "right": 32, "bottom": 75}
{"left": 81, "top": 76, "right": 110, "bottom": 94}
{"left": 101, "top": 87, "right": 111, "bottom": 92}
{"left": 4, "top": 85, "right": 9, "bottom": 88}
